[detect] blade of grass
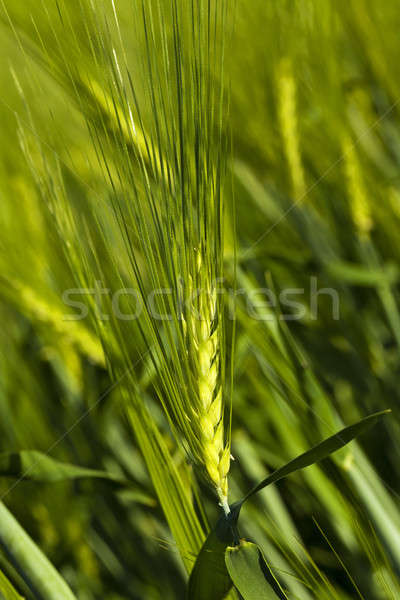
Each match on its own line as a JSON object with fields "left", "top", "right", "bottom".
{"left": 0, "top": 501, "right": 77, "bottom": 600}
{"left": 240, "top": 410, "right": 390, "bottom": 504}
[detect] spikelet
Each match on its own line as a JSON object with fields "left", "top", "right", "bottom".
{"left": 277, "top": 59, "right": 306, "bottom": 201}
{"left": 181, "top": 250, "right": 230, "bottom": 513}
{"left": 343, "top": 136, "right": 373, "bottom": 235}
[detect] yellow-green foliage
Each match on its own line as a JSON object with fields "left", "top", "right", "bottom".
{"left": 1, "top": 1, "right": 400, "bottom": 599}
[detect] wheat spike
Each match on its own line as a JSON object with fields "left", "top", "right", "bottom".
{"left": 15, "top": 0, "right": 232, "bottom": 514}
{"left": 181, "top": 250, "right": 230, "bottom": 514}
{"left": 277, "top": 59, "right": 306, "bottom": 201}
{"left": 343, "top": 136, "right": 373, "bottom": 235}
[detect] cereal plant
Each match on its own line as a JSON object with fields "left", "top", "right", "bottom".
{"left": 0, "top": 1, "right": 399, "bottom": 599}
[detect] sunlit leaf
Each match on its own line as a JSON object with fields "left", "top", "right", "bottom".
{"left": 238, "top": 410, "right": 390, "bottom": 507}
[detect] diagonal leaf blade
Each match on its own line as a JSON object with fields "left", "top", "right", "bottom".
{"left": 0, "top": 568, "right": 24, "bottom": 600}
{"left": 241, "top": 410, "right": 390, "bottom": 504}
{"left": 0, "top": 450, "right": 155, "bottom": 504}
{"left": 0, "top": 450, "right": 126, "bottom": 485}
{"left": 0, "top": 502, "right": 77, "bottom": 600}
{"left": 189, "top": 410, "right": 390, "bottom": 600}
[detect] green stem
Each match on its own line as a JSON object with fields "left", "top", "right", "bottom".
{"left": 217, "top": 488, "right": 231, "bottom": 516}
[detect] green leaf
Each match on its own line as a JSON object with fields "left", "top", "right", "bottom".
{"left": 187, "top": 510, "right": 240, "bottom": 600}
{"left": 0, "top": 501, "right": 77, "bottom": 600}
{"left": 0, "top": 568, "right": 24, "bottom": 600}
{"left": 326, "top": 260, "right": 399, "bottom": 286}
{"left": 0, "top": 450, "right": 156, "bottom": 505}
{"left": 186, "top": 410, "right": 388, "bottom": 600}
{"left": 0, "top": 449, "right": 124, "bottom": 484}
{"left": 225, "top": 541, "right": 287, "bottom": 600}
{"left": 239, "top": 410, "right": 390, "bottom": 506}
{"left": 0, "top": 551, "right": 36, "bottom": 600}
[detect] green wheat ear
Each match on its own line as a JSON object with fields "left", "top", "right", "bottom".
{"left": 182, "top": 250, "right": 230, "bottom": 513}
{"left": 277, "top": 58, "right": 306, "bottom": 202}
{"left": 12, "top": 0, "right": 232, "bottom": 514}
{"left": 343, "top": 135, "right": 373, "bottom": 235}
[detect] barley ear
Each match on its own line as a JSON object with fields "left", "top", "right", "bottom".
{"left": 185, "top": 252, "right": 231, "bottom": 513}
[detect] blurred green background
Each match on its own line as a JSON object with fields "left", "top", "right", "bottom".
{"left": 1, "top": 1, "right": 400, "bottom": 598}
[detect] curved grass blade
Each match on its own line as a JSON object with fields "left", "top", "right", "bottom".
{"left": 0, "top": 568, "right": 24, "bottom": 600}
{"left": 187, "top": 509, "right": 240, "bottom": 600}
{"left": 238, "top": 410, "right": 390, "bottom": 506}
{"left": 0, "top": 552, "right": 36, "bottom": 600}
{"left": 326, "top": 260, "right": 398, "bottom": 287}
{"left": 0, "top": 450, "right": 154, "bottom": 504}
{"left": 0, "top": 501, "right": 77, "bottom": 600}
{"left": 225, "top": 541, "right": 288, "bottom": 600}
